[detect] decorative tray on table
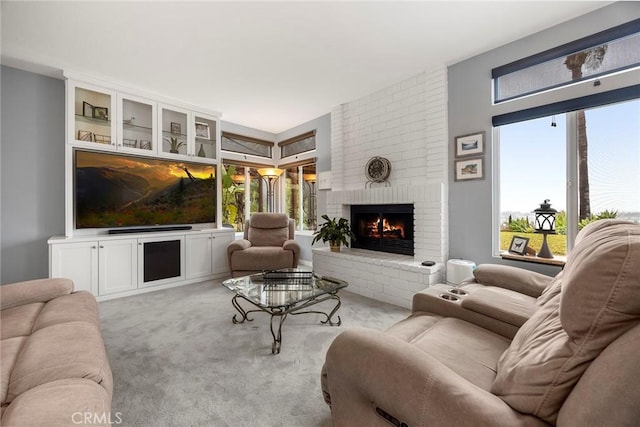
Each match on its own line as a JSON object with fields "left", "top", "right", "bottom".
{"left": 262, "top": 268, "right": 314, "bottom": 289}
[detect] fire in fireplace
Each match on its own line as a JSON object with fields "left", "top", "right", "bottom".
{"left": 350, "top": 204, "right": 414, "bottom": 255}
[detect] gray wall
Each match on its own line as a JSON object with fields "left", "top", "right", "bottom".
{"left": 1, "top": 66, "right": 66, "bottom": 283}
{"left": 448, "top": 2, "right": 640, "bottom": 276}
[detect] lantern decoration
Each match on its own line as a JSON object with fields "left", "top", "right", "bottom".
{"left": 533, "top": 199, "right": 557, "bottom": 259}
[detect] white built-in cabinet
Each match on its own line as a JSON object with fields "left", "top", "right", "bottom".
{"left": 186, "top": 233, "right": 230, "bottom": 280}
{"left": 49, "top": 230, "right": 234, "bottom": 300}
{"left": 53, "top": 71, "right": 229, "bottom": 300}
{"left": 68, "top": 78, "right": 219, "bottom": 163}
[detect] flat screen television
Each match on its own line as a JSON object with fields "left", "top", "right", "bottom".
{"left": 74, "top": 149, "right": 216, "bottom": 230}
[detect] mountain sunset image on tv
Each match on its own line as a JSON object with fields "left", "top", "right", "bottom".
{"left": 74, "top": 150, "right": 216, "bottom": 229}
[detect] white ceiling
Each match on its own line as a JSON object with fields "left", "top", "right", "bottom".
{"left": 1, "top": 1, "right": 610, "bottom": 133}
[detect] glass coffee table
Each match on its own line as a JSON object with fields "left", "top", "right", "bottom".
{"left": 222, "top": 270, "right": 348, "bottom": 354}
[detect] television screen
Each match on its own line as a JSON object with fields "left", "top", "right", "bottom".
{"left": 75, "top": 150, "right": 216, "bottom": 229}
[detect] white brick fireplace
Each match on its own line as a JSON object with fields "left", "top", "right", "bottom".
{"left": 313, "top": 67, "right": 449, "bottom": 308}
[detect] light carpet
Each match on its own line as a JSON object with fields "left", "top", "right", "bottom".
{"left": 100, "top": 280, "right": 410, "bottom": 427}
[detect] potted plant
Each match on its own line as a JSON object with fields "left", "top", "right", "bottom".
{"left": 312, "top": 215, "right": 355, "bottom": 252}
{"left": 164, "top": 136, "right": 185, "bottom": 154}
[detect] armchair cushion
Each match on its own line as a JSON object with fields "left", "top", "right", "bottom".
{"left": 492, "top": 221, "right": 640, "bottom": 424}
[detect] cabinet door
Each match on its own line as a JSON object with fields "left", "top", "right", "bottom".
{"left": 98, "top": 239, "right": 138, "bottom": 295}
{"left": 158, "top": 104, "right": 190, "bottom": 158}
{"left": 118, "top": 93, "right": 157, "bottom": 154}
{"left": 193, "top": 112, "right": 218, "bottom": 161}
{"left": 50, "top": 241, "right": 99, "bottom": 295}
{"left": 211, "top": 232, "right": 234, "bottom": 275}
{"left": 69, "top": 81, "right": 117, "bottom": 148}
{"left": 186, "top": 234, "right": 213, "bottom": 279}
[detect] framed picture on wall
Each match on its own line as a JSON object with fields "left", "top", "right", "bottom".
{"left": 454, "top": 157, "right": 484, "bottom": 181}
{"left": 508, "top": 236, "right": 530, "bottom": 255}
{"left": 455, "top": 131, "right": 485, "bottom": 157}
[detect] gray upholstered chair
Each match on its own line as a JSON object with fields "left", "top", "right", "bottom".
{"left": 227, "top": 213, "right": 300, "bottom": 278}
{"left": 322, "top": 220, "right": 640, "bottom": 426}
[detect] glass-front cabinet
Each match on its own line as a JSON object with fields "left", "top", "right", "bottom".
{"left": 66, "top": 77, "right": 219, "bottom": 164}
{"left": 159, "top": 105, "right": 189, "bottom": 157}
{"left": 193, "top": 113, "right": 217, "bottom": 161}
{"left": 118, "top": 94, "right": 156, "bottom": 153}
{"left": 158, "top": 105, "right": 218, "bottom": 162}
{"left": 72, "top": 83, "right": 117, "bottom": 147}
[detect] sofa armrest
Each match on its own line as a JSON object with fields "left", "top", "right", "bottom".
{"left": 473, "top": 264, "right": 553, "bottom": 298}
{"left": 0, "top": 278, "right": 74, "bottom": 310}
{"left": 324, "top": 328, "right": 546, "bottom": 427}
{"left": 324, "top": 328, "right": 545, "bottom": 427}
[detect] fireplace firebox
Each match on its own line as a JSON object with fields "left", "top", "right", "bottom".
{"left": 350, "top": 204, "right": 414, "bottom": 255}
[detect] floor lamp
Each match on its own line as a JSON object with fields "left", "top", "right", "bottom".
{"left": 257, "top": 168, "right": 284, "bottom": 212}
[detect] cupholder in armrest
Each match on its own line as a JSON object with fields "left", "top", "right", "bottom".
{"left": 448, "top": 288, "right": 468, "bottom": 296}
{"left": 439, "top": 293, "right": 460, "bottom": 302}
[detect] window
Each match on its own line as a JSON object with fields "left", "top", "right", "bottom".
{"left": 221, "top": 132, "right": 273, "bottom": 158}
{"left": 284, "top": 163, "right": 317, "bottom": 231}
{"left": 279, "top": 130, "right": 316, "bottom": 158}
{"left": 493, "top": 19, "right": 640, "bottom": 102}
{"left": 221, "top": 162, "right": 269, "bottom": 231}
{"left": 495, "top": 98, "right": 640, "bottom": 256}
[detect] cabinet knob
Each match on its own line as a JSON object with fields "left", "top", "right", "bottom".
{"left": 92, "top": 246, "right": 97, "bottom": 249}
{"left": 99, "top": 245, "right": 104, "bottom": 249}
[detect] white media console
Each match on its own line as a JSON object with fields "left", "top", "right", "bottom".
{"left": 49, "top": 228, "right": 234, "bottom": 301}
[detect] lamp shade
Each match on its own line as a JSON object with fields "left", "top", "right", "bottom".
{"left": 303, "top": 173, "right": 317, "bottom": 183}
{"left": 257, "top": 168, "right": 284, "bottom": 178}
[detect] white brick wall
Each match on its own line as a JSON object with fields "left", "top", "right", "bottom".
{"left": 322, "top": 67, "right": 449, "bottom": 307}
{"left": 331, "top": 67, "right": 447, "bottom": 190}
{"left": 313, "top": 248, "right": 444, "bottom": 309}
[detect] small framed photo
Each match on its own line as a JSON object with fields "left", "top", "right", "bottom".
{"left": 195, "top": 122, "right": 210, "bottom": 139}
{"left": 77, "top": 130, "right": 93, "bottom": 141}
{"left": 454, "top": 157, "right": 484, "bottom": 181}
{"left": 455, "top": 131, "right": 485, "bottom": 157}
{"left": 508, "top": 236, "right": 530, "bottom": 255}
{"left": 171, "top": 122, "right": 181, "bottom": 134}
{"left": 92, "top": 106, "right": 109, "bottom": 121}
{"left": 82, "top": 101, "right": 93, "bottom": 118}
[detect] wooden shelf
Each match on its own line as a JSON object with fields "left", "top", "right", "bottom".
{"left": 500, "top": 252, "right": 566, "bottom": 267}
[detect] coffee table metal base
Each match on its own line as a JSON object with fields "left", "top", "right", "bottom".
{"left": 230, "top": 292, "right": 342, "bottom": 354}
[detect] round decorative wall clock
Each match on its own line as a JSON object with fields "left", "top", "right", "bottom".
{"left": 365, "top": 156, "right": 391, "bottom": 183}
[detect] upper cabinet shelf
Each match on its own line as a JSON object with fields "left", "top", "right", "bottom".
{"left": 66, "top": 76, "right": 220, "bottom": 163}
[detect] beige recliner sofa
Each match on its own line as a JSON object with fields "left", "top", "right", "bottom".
{"left": 1, "top": 278, "right": 113, "bottom": 426}
{"left": 322, "top": 220, "right": 640, "bottom": 426}
{"left": 227, "top": 213, "right": 300, "bottom": 277}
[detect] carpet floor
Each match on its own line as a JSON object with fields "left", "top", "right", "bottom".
{"left": 100, "top": 280, "right": 410, "bottom": 427}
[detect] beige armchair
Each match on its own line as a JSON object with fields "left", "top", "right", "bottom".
{"left": 227, "top": 213, "right": 300, "bottom": 277}
{"left": 322, "top": 220, "right": 640, "bottom": 427}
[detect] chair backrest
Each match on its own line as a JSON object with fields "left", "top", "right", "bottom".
{"left": 244, "top": 213, "right": 294, "bottom": 247}
{"left": 491, "top": 220, "right": 640, "bottom": 425}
